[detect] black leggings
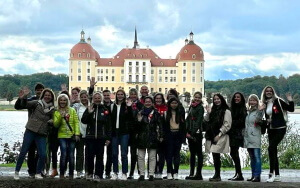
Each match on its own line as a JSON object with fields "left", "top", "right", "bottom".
{"left": 212, "top": 153, "right": 221, "bottom": 176}
{"left": 188, "top": 135, "right": 203, "bottom": 176}
{"left": 268, "top": 128, "right": 286, "bottom": 175}
{"left": 230, "top": 146, "right": 242, "bottom": 174}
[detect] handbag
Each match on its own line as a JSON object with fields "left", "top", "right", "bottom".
{"left": 256, "top": 119, "right": 268, "bottom": 134}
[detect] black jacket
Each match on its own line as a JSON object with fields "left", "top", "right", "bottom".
{"left": 136, "top": 107, "right": 163, "bottom": 149}
{"left": 265, "top": 98, "right": 294, "bottom": 129}
{"left": 81, "top": 104, "right": 111, "bottom": 140}
{"left": 109, "top": 102, "right": 133, "bottom": 136}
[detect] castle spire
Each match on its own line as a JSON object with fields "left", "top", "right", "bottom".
{"left": 133, "top": 27, "right": 139, "bottom": 49}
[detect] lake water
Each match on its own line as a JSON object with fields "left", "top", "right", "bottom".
{"left": 0, "top": 111, "right": 300, "bottom": 156}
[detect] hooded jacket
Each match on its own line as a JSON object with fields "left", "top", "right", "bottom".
{"left": 81, "top": 103, "right": 111, "bottom": 140}
{"left": 21, "top": 88, "right": 55, "bottom": 136}
{"left": 53, "top": 94, "right": 80, "bottom": 138}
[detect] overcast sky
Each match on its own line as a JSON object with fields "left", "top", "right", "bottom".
{"left": 0, "top": 0, "right": 299, "bottom": 81}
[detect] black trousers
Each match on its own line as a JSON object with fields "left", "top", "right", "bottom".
{"left": 86, "top": 138, "right": 105, "bottom": 176}
{"left": 105, "top": 141, "right": 112, "bottom": 176}
{"left": 268, "top": 128, "right": 286, "bottom": 175}
{"left": 188, "top": 133, "right": 203, "bottom": 176}
{"left": 230, "top": 146, "right": 242, "bottom": 174}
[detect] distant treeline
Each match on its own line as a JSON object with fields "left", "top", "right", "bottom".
{"left": 205, "top": 74, "right": 300, "bottom": 105}
{"left": 0, "top": 72, "right": 68, "bottom": 101}
{"left": 1, "top": 73, "right": 300, "bottom": 105}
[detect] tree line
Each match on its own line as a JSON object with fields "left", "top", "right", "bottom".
{"left": 0, "top": 72, "right": 68, "bottom": 102}
{"left": 205, "top": 74, "right": 300, "bottom": 105}
{"left": 1, "top": 72, "right": 300, "bottom": 105}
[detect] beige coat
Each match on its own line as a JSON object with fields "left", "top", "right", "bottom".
{"left": 204, "top": 109, "right": 232, "bottom": 153}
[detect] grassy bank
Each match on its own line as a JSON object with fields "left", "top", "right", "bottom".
{"left": 0, "top": 105, "right": 16, "bottom": 111}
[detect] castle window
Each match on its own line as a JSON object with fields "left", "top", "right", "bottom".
{"left": 129, "top": 62, "right": 132, "bottom": 66}
{"left": 78, "top": 53, "right": 81, "bottom": 58}
{"left": 183, "top": 76, "right": 186, "bottom": 82}
{"left": 106, "top": 76, "right": 108, "bottom": 81}
{"left": 159, "top": 69, "right": 162, "bottom": 74}
{"left": 109, "top": 61, "right": 112, "bottom": 65}
{"left": 87, "top": 69, "right": 90, "bottom": 73}
{"left": 112, "top": 69, "right": 115, "bottom": 74}
{"left": 87, "top": 76, "right": 90, "bottom": 81}
{"left": 112, "top": 76, "right": 115, "bottom": 81}
{"left": 192, "top": 54, "right": 196, "bottom": 59}
{"left": 70, "top": 53, "right": 73, "bottom": 57}
{"left": 87, "top": 53, "right": 90, "bottom": 58}
{"left": 121, "top": 69, "right": 124, "bottom": 74}
{"left": 184, "top": 49, "right": 187, "bottom": 53}
{"left": 78, "top": 76, "right": 81, "bottom": 81}
{"left": 83, "top": 49, "right": 85, "bottom": 52}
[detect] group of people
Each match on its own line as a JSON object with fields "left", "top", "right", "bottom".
{"left": 13, "top": 80, "right": 294, "bottom": 183}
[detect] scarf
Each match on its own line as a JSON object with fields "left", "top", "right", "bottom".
{"left": 39, "top": 99, "right": 54, "bottom": 114}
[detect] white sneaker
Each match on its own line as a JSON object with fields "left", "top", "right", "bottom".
{"left": 266, "top": 173, "right": 274, "bottom": 182}
{"left": 86, "top": 174, "right": 93, "bottom": 181}
{"left": 14, "top": 171, "right": 19, "bottom": 180}
{"left": 173, "top": 173, "right": 179, "bottom": 180}
{"left": 274, "top": 175, "right": 281, "bottom": 182}
{"left": 155, "top": 173, "right": 162, "bottom": 179}
{"left": 94, "top": 175, "right": 101, "bottom": 182}
{"left": 120, "top": 173, "right": 127, "bottom": 181}
{"left": 167, "top": 173, "right": 173, "bottom": 180}
{"left": 111, "top": 173, "right": 118, "bottom": 180}
{"left": 35, "top": 174, "right": 43, "bottom": 179}
{"left": 76, "top": 171, "right": 84, "bottom": 179}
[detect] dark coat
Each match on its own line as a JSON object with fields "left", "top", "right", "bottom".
{"left": 109, "top": 102, "right": 133, "bottom": 136}
{"left": 81, "top": 104, "right": 111, "bottom": 140}
{"left": 186, "top": 103, "right": 204, "bottom": 138}
{"left": 136, "top": 107, "right": 163, "bottom": 149}
{"left": 228, "top": 107, "right": 247, "bottom": 147}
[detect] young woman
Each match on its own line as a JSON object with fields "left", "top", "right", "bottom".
{"left": 244, "top": 94, "right": 265, "bottom": 182}
{"left": 204, "top": 93, "right": 232, "bottom": 181}
{"left": 53, "top": 94, "right": 80, "bottom": 179}
{"left": 70, "top": 87, "right": 81, "bottom": 107}
{"left": 153, "top": 93, "right": 167, "bottom": 180}
{"left": 74, "top": 90, "right": 89, "bottom": 178}
{"left": 110, "top": 89, "right": 132, "bottom": 180}
{"left": 261, "top": 86, "right": 294, "bottom": 182}
{"left": 127, "top": 88, "right": 143, "bottom": 179}
{"left": 165, "top": 97, "right": 185, "bottom": 180}
{"left": 185, "top": 91, "right": 204, "bottom": 180}
{"left": 81, "top": 92, "right": 111, "bottom": 181}
{"left": 228, "top": 92, "right": 247, "bottom": 181}
{"left": 14, "top": 88, "right": 55, "bottom": 180}
{"left": 137, "top": 96, "right": 163, "bottom": 181}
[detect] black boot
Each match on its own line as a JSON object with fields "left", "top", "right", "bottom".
{"left": 247, "top": 176, "right": 254, "bottom": 181}
{"left": 138, "top": 175, "right": 145, "bottom": 181}
{"left": 252, "top": 176, "right": 260, "bottom": 182}
{"left": 191, "top": 173, "right": 203, "bottom": 180}
{"left": 228, "top": 173, "right": 237, "bottom": 180}
{"left": 209, "top": 174, "right": 221, "bottom": 182}
{"left": 231, "top": 173, "right": 244, "bottom": 181}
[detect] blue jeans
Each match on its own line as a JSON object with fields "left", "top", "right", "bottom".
{"left": 59, "top": 138, "right": 76, "bottom": 176}
{"left": 15, "top": 129, "right": 47, "bottom": 174}
{"left": 112, "top": 134, "right": 129, "bottom": 174}
{"left": 247, "top": 148, "right": 261, "bottom": 177}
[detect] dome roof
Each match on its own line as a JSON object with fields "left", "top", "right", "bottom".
{"left": 176, "top": 41, "right": 204, "bottom": 61}
{"left": 176, "top": 30, "right": 204, "bottom": 61}
{"left": 69, "top": 42, "right": 100, "bottom": 60}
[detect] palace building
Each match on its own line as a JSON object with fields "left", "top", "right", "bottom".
{"left": 69, "top": 29, "right": 205, "bottom": 95}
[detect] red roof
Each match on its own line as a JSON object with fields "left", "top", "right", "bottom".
{"left": 176, "top": 41, "right": 204, "bottom": 61}
{"left": 70, "top": 42, "right": 100, "bottom": 60}
{"left": 97, "top": 48, "right": 177, "bottom": 67}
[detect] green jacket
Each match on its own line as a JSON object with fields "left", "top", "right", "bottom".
{"left": 53, "top": 107, "right": 80, "bottom": 138}
{"left": 186, "top": 103, "right": 204, "bottom": 137}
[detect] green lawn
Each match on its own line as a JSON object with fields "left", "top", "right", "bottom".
{"left": 0, "top": 105, "right": 16, "bottom": 111}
